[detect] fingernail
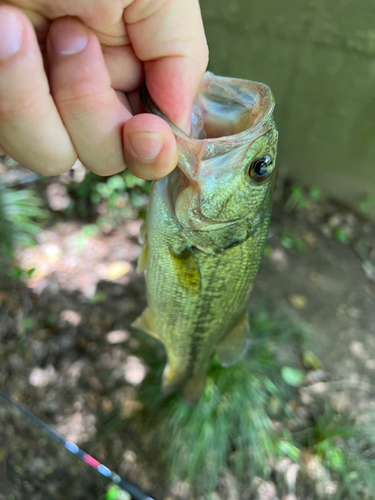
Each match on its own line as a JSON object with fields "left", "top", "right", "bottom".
{"left": 0, "top": 10, "right": 22, "bottom": 59}
{"left": 128, "top": 132, "right": 163, "bottom": 161}
{"left": 50, "top": 18, "right": 88, "bottom": 55}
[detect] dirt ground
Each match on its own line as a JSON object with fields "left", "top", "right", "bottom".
{"left": 0, "top": 167, "right": 375, "bottom": 500}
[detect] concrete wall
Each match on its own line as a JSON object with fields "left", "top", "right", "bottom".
{"left": 200, "top": 0, "right": 375, "bottom": 218}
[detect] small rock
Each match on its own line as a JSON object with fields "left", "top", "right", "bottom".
{"left": 303, "top": 454, "right": 337, "bottom": 497}
{"left": 363, "top": 260, "right": 375, "bottom": 281}
{"left": 216, "top": 472, "right": 239, "bottom": 500}
{"left": 330, "top": 392, "right": 350, "bottom": 413}
{"left": 120, "top": 399, "right": 143, "bottom": 419}
{"left": 347, "top": 307, "right": 362, "bottom": 319}
{"left": 46, "top": 183, "right": 71, "bottom": 211}
{"left": 42, "top": 243, "right": 61, "bottom": 262}
{"left": 71, "top": 160, "right": 87, "bottom": 183}
{"left": 29, "top": 365, "right": 56, "bottom": 387}
{"left": 303, "top": 369, "right": 326, "bottom": 385}
{"left": 288, "top": 294, "right": 308, "bottom": 310}
{"left": 308, "top": 271, "right": 319, "bottom": 282}
{"left": 252, "top": 478, "right": 279, "bottom": 500}
{"left": 106, "top": 329, "right": 130, "bottom": 344}
{"left": 365, "top": 359, "right": 375, "bottom": 370}
{"left": 270, "top": 248, "right": 288, "bottom": 271}
{"left": 327, "top": 214, "right": 342, "bottom": 228}
{"left": 55, "top": 412, "right": 96, "bottom": 444}
{"left": 88, "top": 376, "right": 103, "bottom": 391}
{"left": 303, "top": 232, "right": 317, "bottom": 246}
{"left": 349, "top": 340, "right": 367, "bottom": 359}
{"left": 168, "top": 480, "right": 193, "bottom": 500}
{"left": 126, "top": 220, "right": 143, "bottom": 238}
{"left": 101, "top": 398, "right": 113, "bottom": 413}
{"left": 27, "top": 457, "right": 49, "bottom": 479}
{"left": 123, "top": 450, "right": 137, "bottom": 464}
{"left": 123, "top": 356, "right": 147, "bottom": 385}
{"left": 60, "top": 309, "right": 82, "bottom": 326}
{"left": 30, "top": 340, "right": 47, "bottom": 363}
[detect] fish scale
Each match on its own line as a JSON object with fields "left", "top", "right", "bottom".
{"left": 134, "top": 72, "right": 278, "bottom": 402}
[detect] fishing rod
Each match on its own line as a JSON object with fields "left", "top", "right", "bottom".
{"left": 0, "top": 390, "right": 156, "bottom": 500}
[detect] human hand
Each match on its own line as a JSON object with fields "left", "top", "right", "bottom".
{"left": 0, "top": 0, "right": 208, "bottom": 179}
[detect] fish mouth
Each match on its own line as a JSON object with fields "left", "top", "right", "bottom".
{"left": 140, "top": 72, "right": 275, "bottom": 182}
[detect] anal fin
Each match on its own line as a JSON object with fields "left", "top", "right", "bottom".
{"left": 131, "top": 307, "right": 160, "bottom": 341}
{"left": 216, "top": 313, "right": 249, "bottom": 367}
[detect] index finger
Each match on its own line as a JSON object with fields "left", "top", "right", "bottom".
{"left": 124, "top": 0, "right": 208, "bottom": 132}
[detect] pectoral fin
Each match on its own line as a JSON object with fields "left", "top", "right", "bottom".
{"left": 170, "top": 248, "right": 201, "bottom": 293}
{"left": 131, "top": 307, "right": 160, "bottom": 341}
{"left": 216, "top": 313, "right": 250, "bottom": 367}
{"left": 138, "top": 221, "right": 147, "bottom": 245}
{"left": 137, "top": 221, "right": 148, "bottom": 273}
{"left": 137, "top": 241, "right": 148, "bottom": 273}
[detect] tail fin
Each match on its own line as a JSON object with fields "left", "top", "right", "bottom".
{"left": 181, "top": 373, "right": 206, "bottom": 405}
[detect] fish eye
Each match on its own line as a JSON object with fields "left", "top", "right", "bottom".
{"left": 248, "top": 156, "right": 273, "bottom": 183}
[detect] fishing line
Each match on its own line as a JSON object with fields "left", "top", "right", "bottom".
{"left": 0, "top": 390, "right": 156, "bottom": 500}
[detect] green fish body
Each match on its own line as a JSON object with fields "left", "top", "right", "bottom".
{"left": 134, "top": 72, "right": 278, "bottom": 402}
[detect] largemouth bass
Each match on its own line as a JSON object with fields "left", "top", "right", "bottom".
{"left": 134, "top": 72, "right": 278, "bottom": 403}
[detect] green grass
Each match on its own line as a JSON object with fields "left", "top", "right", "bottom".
{"left": 299, "top": 412, "right": 375, "bottom": 499}
{"left": 0, "top": 186, "right": 48, "bottom": 275}
{"left": 137, "top": 312, "right": 304, "bottom": 495}
{"left": 136, "top": 312, "right": 375, "bottom": 498}
{"left": 66, "top": 170, "right": 151, "bottom": 222}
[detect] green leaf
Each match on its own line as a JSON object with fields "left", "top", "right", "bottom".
{"left": 277, "top": 440, "right": 301, "bottom": 460}
{"left": 303, "top": 350, "right": 323, "bottom": 370}
{"left": 89, "top": 291, "right": 107, "bottom": 304}
{"left": 280, "top": 232, "right": 294, "bottom": 249}
{"left": 327, "top": 446, "right": 345, "bottom": 471}
{"left": 309, "top": 187, "right": 322, "bottom": 201}
{"left": 107, "top": 175, "right": 126, "bottom": 192}
{"left": 106, "top": 485, "right": 131, "bottom": 500}
{"left": 81, "top": 224, "right": 99, "bottom": 237}
{"left": 22, "top": 317, "right": 34, "bottom": 332}
{"left": 263, "top": 245, "right": 272, "bottom": 257}
{"left": 359, "top": 196, "right": 375, "bottom": 213}
{"left": 10, "top": 266, "right": 23, "bottom": 279}
{"left": 333, "top": 227, "right": 349, "bottom": 244}
{"left": 281, "top": 366, "right": 305, "bottom": 387}
{"left": 280, "top": 231, "right": 306, "bottom": 251}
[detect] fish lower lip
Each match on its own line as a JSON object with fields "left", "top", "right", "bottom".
{"left": 184, "top": 219, "right": 240, "bottom": 232}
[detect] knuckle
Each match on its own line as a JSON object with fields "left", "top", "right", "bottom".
{"left": 86, "top": 153, "right": 126, "bottom": 177}
{"left": 0, "top": 94, "right": 41, "bottom": 121}
{"left": 26, "top": 153, "right": 77, "bottom": 176}
{"left": 53, "top": 84, "right": 109, "bottom": 116}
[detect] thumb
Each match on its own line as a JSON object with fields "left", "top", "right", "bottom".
{"left": 125, "top": 0, "right": 208, "bottom": 131}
